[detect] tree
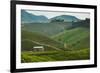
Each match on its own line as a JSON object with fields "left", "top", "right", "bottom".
{"left": 51, "top": 19, "right": 64, "bottom": 22}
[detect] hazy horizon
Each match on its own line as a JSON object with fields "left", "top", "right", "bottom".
{"left": 25, "top": 10, "right": 90, "bottom": 20}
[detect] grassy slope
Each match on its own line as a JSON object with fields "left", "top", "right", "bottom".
{"left": 22, "top": 22, "right": 71, "bottom": 36}
{"left": 53, "top": 27, "right": 90, "bottom": 50}
{"left": 21, "top": 27, "right": 90, "bottom": 62}
{"left": 21, "top": 48, "right": 90, "bottom": 63}
{"left": 21, "top": 30, "right": 65, "bottom": 51}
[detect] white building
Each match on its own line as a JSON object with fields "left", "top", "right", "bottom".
{"left": 33, "top": 46, "right": 44, "bottom": 52}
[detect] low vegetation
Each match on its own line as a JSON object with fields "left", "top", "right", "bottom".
{"left": 21, "top": 19, "right": 90, "bottom": 63}
{"left": 21, "top": 48, "right": 90, "bottom": 63}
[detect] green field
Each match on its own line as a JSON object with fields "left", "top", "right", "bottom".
{"left": 21, "top": 10, "right": 90, "bottom": 63}
{"left": 22, "top": 22, "right": 71, "bottom": 36}
{"left": 53, "top": 27, "right": 90, "bottom": 50}
{"left": 21, "top": 48, "right": 90, "bottom": 63}
{"left": 21, "top": 30, "right": 65, "bottom": 51}
{"left": 21, "top": 22, "right": 90, "bottom": 63}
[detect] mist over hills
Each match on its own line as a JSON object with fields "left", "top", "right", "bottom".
{"left": 21, "top": 10, "right": 90, "bottom": 36}
{"left": 21, "top": 10, "right": 80, "bottom": 23}
{"left": 21, "top": 10, "right": 90, "bottom": 62}
{"left": 21, "top": 10, "right": 49, "bottom": 23}
{"left": 21, "top": 10, "right": 90, "bottom": 49}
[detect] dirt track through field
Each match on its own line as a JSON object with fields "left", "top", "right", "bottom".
{"left": 22, "top": 39, "right": 62, "bottom": 51}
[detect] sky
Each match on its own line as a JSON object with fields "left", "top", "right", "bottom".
{"left": 26, "top": 10, "right": 90, "bottom": 20}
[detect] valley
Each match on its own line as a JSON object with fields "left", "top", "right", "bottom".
{"left": 21, "top": 10, "right": 90, "bottom": 63}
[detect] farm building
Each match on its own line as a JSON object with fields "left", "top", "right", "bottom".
{"left": 33, "top": 46, "right": 44, "bottom": 52}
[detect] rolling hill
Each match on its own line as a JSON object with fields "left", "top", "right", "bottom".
{"left": 21, "top": 10, "right": 80, "bottom": 23}
{"left": 53, "top": 27, "right": 90, "bottom": 50}
{"left": 21, "top": 27, "right": 90, "bottom": 63}
{"left": 21, "top": 10, "right": 90, "bottom": 62}
{"left": 21, "top": 30, "right": 66, "bottom": 51}
{"left": 21, "top": 10, "right": 49, "bottom": 23}
{"left": 51, "top": 15, "right": 79, "bottom": 22}
{"left": 21, "top": 22, "right": 72, "bottom": 36}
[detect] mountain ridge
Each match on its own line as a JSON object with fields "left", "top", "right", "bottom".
{"left": 21, "top": 10, "right": 80, "bottom": 23}
{"left": 50, "top": 15, "right": 79, "bottom": 22}
{"left": 21, "top": 10, "right": 49, "bottom": 23}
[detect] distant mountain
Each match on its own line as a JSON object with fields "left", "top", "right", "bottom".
{"left": 21, "top": 10, "right": 80, "bottom": 23}
{"left": 21, "top": 10, "right": 49, "bottom": 23}
{"left": 50, "top": 15, "right": 79, "bottom": 22}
